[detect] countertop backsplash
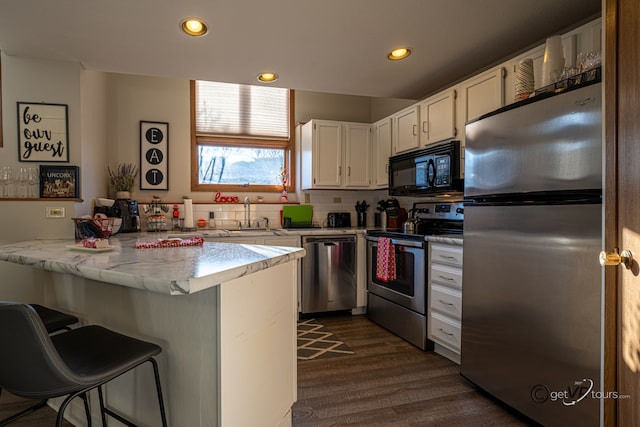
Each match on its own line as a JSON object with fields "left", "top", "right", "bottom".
{"left": 137, "top": 189, "right": 470, "bottom": 232}
{"left": 139, "top": 190, "right": 391, "bottom": 231}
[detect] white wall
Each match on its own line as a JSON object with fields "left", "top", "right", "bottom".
{"left": 0, "top": 57, "right": 406, "bottom": 233}
{"left": 0, "top": 53, "right": 83, "bottom": 244}
{"left": 106, "top": 73, "right": 191, "bottom": 202}
{"left": 80, "top": 70, "right": 109, "bottom": 216}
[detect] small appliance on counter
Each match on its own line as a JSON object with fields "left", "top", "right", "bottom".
{"left": 327, "top": 212, "right": 351, "bottom": 228}
{"left": 376, "top": 198, "right": 405, "bottom": 230}
{"left": 95, "top": 198, "right": 140, "bottom": 233}
{"left": 113, "top": 199, "right": 140, "bottom": 233}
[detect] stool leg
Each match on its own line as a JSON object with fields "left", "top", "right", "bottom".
{"left": 80, "top": 393, "right": 92, "bottom": 427}
{"left": 56, "top": 392, "right": 83, "bottom": 427}
{"left": 97, "top": 386, "right": 108, "bottom": 427}
{"left": 148, "top": 358, "right": 168, "bottom": 427}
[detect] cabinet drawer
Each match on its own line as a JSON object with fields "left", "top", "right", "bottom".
{"left": 430, "top": 284, "right": 462, "bottom": 319}
{"left": 431, "top": 263, "right": 462, "bottom": 289}
{"left": 429, "top": 312, "right": 461, "bottom": 352}
{"left": 430, "top": 244, "right": 463, "bottom": 267}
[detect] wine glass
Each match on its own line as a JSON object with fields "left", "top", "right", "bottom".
{"left": 16, "top": 167, "right": 29, "bottom": 198}
{"left": 0, "top": 166, "right": 13, "bottom": 198}
{"left": 27, "top": 167, "right": 39, "bottom": 198}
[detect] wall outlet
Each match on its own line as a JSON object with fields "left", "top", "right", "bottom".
{"left": 332, "top": 197, "right": 342, "bottom": 204}
{"left": 46, "top": 207, "right": 65, "bottom": 218}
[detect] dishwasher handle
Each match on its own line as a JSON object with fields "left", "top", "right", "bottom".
{"left": 303, "top": 236, "right": 356, "bottom": 245}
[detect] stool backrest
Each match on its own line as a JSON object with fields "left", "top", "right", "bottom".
{"left": 0, "top": 301, "right": 79, "bottom": 399}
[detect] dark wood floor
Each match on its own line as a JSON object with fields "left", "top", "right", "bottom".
{"left": 1, "top": 314, "right": 536, "bottom": 426}
{"left": 293, "top": 314, "right": 538, "bottom": 427}
{"left": 0, "top": 391, "right": 73, "bottom": 426}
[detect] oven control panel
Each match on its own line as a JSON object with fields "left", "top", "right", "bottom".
{"left": 414, "top": 201, "right": 464, "bottom": 221}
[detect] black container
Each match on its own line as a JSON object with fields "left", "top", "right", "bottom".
{"left": 113, "top": 199, "right": 140, "bottom": 233}
{"left": 327, "top": 212, "right": 351, "bottom": 228}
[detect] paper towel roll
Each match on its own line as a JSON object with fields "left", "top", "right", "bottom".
{"left": 183, "top": 199, "right": 194, "bottom": 229}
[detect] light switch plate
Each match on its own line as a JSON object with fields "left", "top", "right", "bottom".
{"left": 46, "top": 207, "right": 65, "bottom": 218}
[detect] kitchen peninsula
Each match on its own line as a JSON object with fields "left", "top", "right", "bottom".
{"left": 0, "top": 235, "right": 305, "bottom": 427}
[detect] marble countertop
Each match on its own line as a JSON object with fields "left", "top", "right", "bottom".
{"left": 165, "top": 227, "right": 365, "bottom": 238}
{"left": 0, "top": 235, "right": 305, "bottom": 296}
{"left": 425, "top": 234, "right": 463, "bottom": 245}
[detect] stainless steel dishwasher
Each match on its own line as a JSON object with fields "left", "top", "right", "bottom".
{"left": 301, "top": 235, "right": 357, "bottom": 314}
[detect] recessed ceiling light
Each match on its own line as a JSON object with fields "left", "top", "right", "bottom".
{"left": 257, "top": 72, "right": 278, "bottom": 83}
{"left": 180, "top": 18, "right": 208, "bottom": 37}
{"left": 387, "top": 47, "right": 412, "bottom": 61}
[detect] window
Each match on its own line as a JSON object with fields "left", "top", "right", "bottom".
{"left": 191, "top": 80, "right": 294, "bottom": 192}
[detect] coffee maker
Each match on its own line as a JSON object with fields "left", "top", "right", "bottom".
{"left": 113, "top": 199, "right": 140, "bottom": 232}
{"left": 95, "top": 199, "right": 140, "bottom": 233}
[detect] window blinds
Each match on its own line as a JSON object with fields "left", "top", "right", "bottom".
{"left": 195, "top": 81, "right": 290, "bottom": 140}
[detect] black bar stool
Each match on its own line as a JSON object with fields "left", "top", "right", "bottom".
{"left": 29, "top": 304, "right": 79, "bottom": 333}
{"left": 0, "top": 304, "right": 80, "bottom": 425}
{"left": 0, "top": 302, "right": 167, "bottom": 427}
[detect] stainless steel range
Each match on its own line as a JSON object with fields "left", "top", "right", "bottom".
{"left": 365, "top": 201, "right": 463, "bottom": 350}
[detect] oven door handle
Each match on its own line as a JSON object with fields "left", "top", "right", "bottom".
{"left": 366, "top": 237, "right": 424, "bottom": 248}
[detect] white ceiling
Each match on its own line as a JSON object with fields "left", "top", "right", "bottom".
{"left": 0, "top": 0, "right": 601, "bottom": 100}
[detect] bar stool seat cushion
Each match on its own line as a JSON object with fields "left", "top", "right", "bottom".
{"left": 29, "top": 304, "right": 78, "bottom": 333}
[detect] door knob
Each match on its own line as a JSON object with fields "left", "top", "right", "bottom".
{"left": 599, "top": 249, "right": 633, "bottom": 269}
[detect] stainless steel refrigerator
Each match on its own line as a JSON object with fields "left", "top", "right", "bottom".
{"left": 461, "top": 81, "right": 603, "bottom": 426}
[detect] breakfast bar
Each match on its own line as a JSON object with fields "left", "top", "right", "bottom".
{"left": 0, "top": 236, "right": 305, "bottom": 426}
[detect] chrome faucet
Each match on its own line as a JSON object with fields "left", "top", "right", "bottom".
{"left": 243, "top": 197, "right": 250, "bottom": 228}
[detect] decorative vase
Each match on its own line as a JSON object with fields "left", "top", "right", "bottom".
{"left": 541, "top": 35, "right": 565, "bottom": 87}
{"left": 116, "top": 191, "right": 131, "bottom": 200}
{"left": 281, "top": 190, "right": 288, "bottom": 202}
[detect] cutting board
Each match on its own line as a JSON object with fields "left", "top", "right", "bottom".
{"left": 281, "top": 205, "right": 313, "bottom": 226}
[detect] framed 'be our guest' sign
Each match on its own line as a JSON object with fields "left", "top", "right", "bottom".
{"left": 140, "top": 121, "right": 169, "bottom": 190}
{"left": 17, "top": 102, "right": 69, "bottom": 162}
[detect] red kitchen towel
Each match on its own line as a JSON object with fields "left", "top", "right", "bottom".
{"left": 135, "top": 237, "right": 205, "bottom": 249}
{"left": 376, "top": 237, "right": 396, "bottom": 282}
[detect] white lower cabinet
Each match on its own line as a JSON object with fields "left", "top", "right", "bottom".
{"left": 428, "top": 241, "right": 463, "bottom": 364}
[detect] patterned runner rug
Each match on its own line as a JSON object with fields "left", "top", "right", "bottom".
{"left": 297, "top": 318, "right": 355, "bottom": 361}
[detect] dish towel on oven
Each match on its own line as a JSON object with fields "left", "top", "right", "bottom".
{"left": 376, "top": 237, "right": 396, "bottom": 282}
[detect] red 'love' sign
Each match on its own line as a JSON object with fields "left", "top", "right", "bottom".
{"left": 214, "top": 192, "right": 240, "bottom": 203}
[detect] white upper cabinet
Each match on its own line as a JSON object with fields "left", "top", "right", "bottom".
{"left": 301, "top": 120, "right": 342, "bottom": 189}
{"left": 300, "top": 120, "right": 371, "bottom": 190}
{"left": 372, "top": 117, "right": 392, "bottom": 188}
{"left": 343, "top": 122, "right": 372, "bottom": 188}
{"left": 419, "top": 89, "right": 457, "bottom": 146}
{"left": 458, "top": 67, "right": 506, "bottom": 125}
{"left": 392, "top": 104, "right": 420, "bottom": 154}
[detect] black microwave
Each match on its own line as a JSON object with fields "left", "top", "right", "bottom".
{"left": 388, "top": 140, "right": 463, "bottom": 196}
